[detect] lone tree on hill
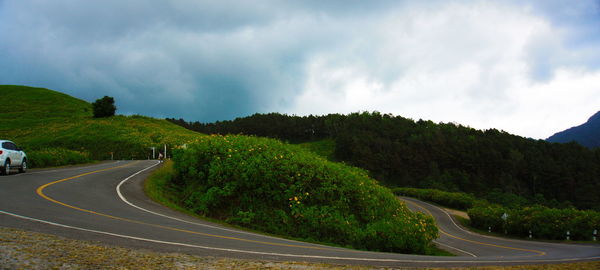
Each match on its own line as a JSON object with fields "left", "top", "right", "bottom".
{"left": 92, "top": 96, "right": 116, "bottom": 118}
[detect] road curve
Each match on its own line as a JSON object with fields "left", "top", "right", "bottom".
{"left": 0, "top": 160, "right": 598, "bottom": 268}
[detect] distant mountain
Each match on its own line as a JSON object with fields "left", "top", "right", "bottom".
{"left": 547, "top": 111, "right": 600, "bottom": 148}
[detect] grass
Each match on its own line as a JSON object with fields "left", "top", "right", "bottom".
{"left": 0, "top": 85, "right": 204, "bottom": 166}
{"left": 143, "top": 161, "right": 182, "bottom": 211}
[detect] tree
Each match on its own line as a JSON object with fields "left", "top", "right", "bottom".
{"left": 92, "top": 96, "right": 116, "bottom": 118}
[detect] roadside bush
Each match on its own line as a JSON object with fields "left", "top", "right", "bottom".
{"left": 467, "top": 203, "right": 508, "bottom": 233}
{"left": 170, "top": 135, "right": 438, "bottom": 254}
{"left": 393, "top": 187, "right": 477, "bottom": 210}
{"left": 468, "top": 204, "right": 600, "bottom": 240}
{"left": 27, "top": 148, "right": 92, "bottom": 168}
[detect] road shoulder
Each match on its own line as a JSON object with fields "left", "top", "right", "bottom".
{"left": 3, "top": 226, "right": 599, "bottom": 269}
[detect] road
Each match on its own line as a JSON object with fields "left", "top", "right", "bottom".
{"left": 0, "top": 160, "right": 598, "bottom": 268}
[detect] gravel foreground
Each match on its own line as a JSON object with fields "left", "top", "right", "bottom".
{"left": 1, "top": 227, "right": 599, "bottom": 270}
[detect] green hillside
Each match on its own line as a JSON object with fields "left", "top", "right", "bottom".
{"left": 169, "top": 112, "right": 600, "bottom": 210}
{"left": 0, "top": 85, "right": 203, "bottom": 167}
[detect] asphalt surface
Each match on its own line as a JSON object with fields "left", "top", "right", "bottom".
{"left": 0, "top": 160, "right": 598, "bottom": 268}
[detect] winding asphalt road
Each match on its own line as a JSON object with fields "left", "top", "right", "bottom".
{"left": 1, "top": 160, "right": 598, "bottom": 268}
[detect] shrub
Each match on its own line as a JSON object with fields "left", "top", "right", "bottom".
{"left": 92, "top": 96, "right": 116, "bottom": 118}
{"left": 468, "top": 204, "right": 600, "bottom": 240}
{"left": 27, "top": 148, "right": 92, "bottom": 168}
{"left": 170, "top": 135, "right": 438, "bottom": 254}
{"left": 467, "top": 203, "right": 508, "bottom": 233}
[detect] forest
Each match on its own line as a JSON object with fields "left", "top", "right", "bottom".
{"left": 167, "top": 112, "right": 600, "bottom": 210}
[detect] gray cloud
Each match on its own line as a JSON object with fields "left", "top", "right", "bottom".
{"left": 1, "top": 0, "right": 322, "bottom": 120}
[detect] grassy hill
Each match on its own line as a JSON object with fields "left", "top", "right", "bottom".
{"left": 0, "top": 85, "right": 203, "bottom": 167}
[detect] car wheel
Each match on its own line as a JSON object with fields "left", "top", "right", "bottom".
{"left": 2, "top": 160, "right": 10, "bottom": 175}
{"left": 19, "top": 160, "right": 27, "bottom": 173}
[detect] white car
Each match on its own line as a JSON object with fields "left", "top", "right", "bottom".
{"left": 0, "top": 140, "right": 27, "bottom": 175}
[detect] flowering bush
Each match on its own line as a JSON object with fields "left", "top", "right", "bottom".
{"left": 170, "top": 135, "right": 438, "bottom": 254}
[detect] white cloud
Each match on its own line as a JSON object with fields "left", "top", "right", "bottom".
{"left": 287, "top": 1, "right": 599, "bottom": 139}
{"left": 503, "top": 68, "right": 600, "bottom": 138}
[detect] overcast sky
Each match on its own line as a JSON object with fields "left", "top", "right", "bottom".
{"left": 1, "top": 0, "right": 599, "bottom": 139}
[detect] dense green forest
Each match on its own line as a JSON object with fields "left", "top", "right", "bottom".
{"left": 168, "top": 112, "right": 600, "bottom": 210}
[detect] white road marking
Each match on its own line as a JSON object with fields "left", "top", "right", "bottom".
{"left": 433, "top": 240, "right": 477, "bottom": 257}
{"left": 2, "top": 210, "right": 600, "bottom": 264}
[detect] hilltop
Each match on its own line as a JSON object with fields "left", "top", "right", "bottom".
{"left": 0, "top": 85, "right": 203, "bottom": 166}
{"left": 547, "top": 111, "right": 600, "bottom": 148}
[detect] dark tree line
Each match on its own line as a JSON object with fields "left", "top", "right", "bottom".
{"left": 167, "top": 112, "right": 600, "bottom": 210}
{"left": 168, "top": 113, "right": 331, "bottom": 143}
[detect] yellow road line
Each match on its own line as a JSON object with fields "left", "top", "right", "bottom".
{"left": 35, "top": 161, "right": 338, "bottom": 251}
{"left": 402, "top": 199, "right": 546, "bottom": 257}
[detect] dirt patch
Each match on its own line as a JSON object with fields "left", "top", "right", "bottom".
{"left": 443, "top": 208, "right": 470, "bottom": 220}
{"left": 0, "top": 227, "right": 377, "bottom": 269}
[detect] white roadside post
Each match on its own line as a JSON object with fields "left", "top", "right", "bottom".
{"left": 566, "top": 230, "right": 570, "bottom": 241}
{"left": 594, "top": 229, "right": 597, "bottom": 241}
{"left": 501, "top": 213, "right": 508, "bottom": 234}
{"left": 529, "top": 230, "right": 532, "bottom": 239}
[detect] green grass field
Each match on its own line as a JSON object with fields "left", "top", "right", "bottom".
{"left": 0, "top": 85, "right": 203, "bottom": 166}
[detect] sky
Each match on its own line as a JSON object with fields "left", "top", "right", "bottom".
{"left": 1, "top": 0, "right": 599, "bottom": 139}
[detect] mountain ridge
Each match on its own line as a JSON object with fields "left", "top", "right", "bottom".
{"left": 547, "top": 111, "right": 600, "bottom": 148}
